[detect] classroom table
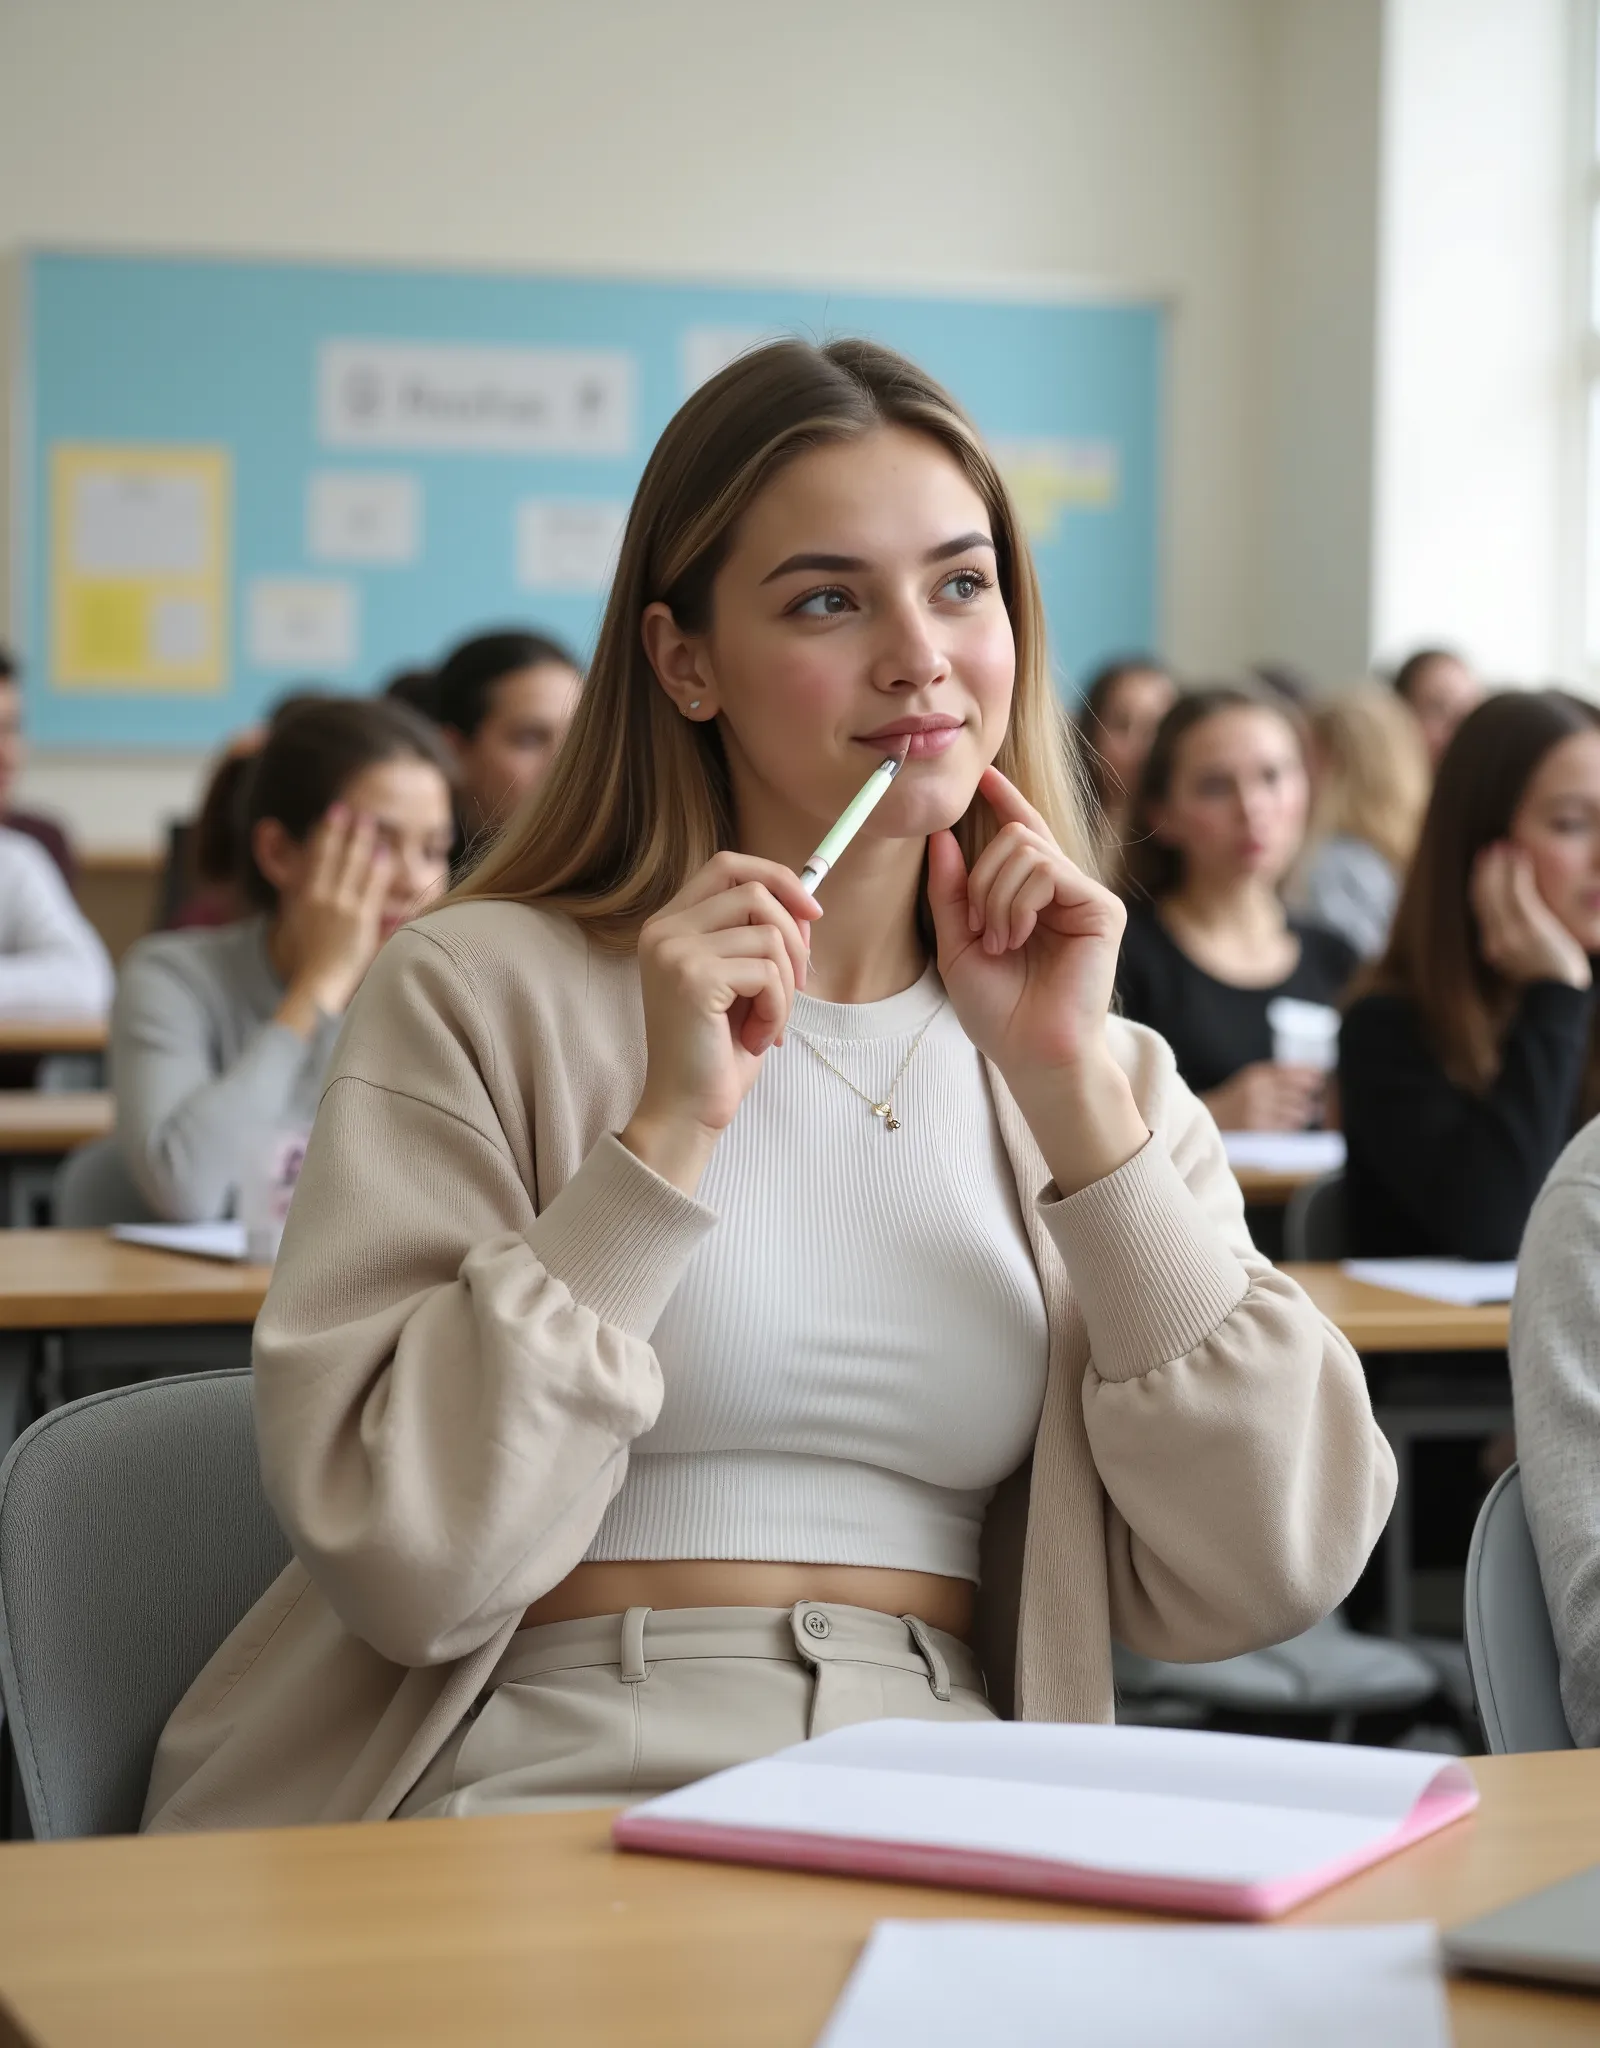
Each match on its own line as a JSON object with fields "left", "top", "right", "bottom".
{"left": 1282, "top": 1262, "right": 1511, "bottom": 1353}
{"left": 1234, "top": 1161, "right": 1320, "bottom": 1206}
{"left": 0, "top": 1093, "right": 113, "bottom": 1228}
{"left": 0, "top": 1750, "right": 1589, "bottom": 2045}
{"left": 0, "top": 1019, "right": 106, "bottom": 1060}
{"left": 0, "top": 1232, "right": 271, "bottom": 1450}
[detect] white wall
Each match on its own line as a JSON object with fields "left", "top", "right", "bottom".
{"left": 1258, "top": 0, "right": 1384, "bottom": 685}
{"left": 0, "top": 0, "right": 1274, "bottom": 851}
{"left": 1371, "top": 0, "right": 1577, "bottom": 681}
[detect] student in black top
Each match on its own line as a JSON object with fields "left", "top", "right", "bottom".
{"left": 1117, "top": 685, "right": 1357, "bottom": 1129}
{"left": 1341, "top": 689, "right": 1600, "bottom": 1259}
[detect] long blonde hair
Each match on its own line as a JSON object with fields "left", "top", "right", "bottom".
{"left": 1307, "top": 683, "right": 1430, "bottom": 871}
{"left": 450, "top": 337, "right": 1096, "bottom": 943}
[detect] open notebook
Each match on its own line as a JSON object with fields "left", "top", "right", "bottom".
{"left": 613, "top": 1720, "right": 1477, "bottom": 1920}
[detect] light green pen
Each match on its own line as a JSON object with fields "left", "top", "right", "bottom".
{"left": 796, "top": 742, "right": 911, "bottom": 898}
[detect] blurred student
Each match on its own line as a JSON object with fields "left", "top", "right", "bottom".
{"left": 1117, "top": 686, "right": 1356, "bottom": 1130}
{"left": 1392, "top": 646, "right": 1484, "bottom": 772}
{"left": 432, "top": 628, "right": 581, "bottom": 852}
{"left": 165, "top": 728, "right": 265, "bottom": 930}
{"left": 0, "top": 828, "right": 111, "bottom": 1018}
{"left": 1295, "top": 684, "right": 1430, "bottom": 960}
{"left": 1340, "top": 690, "right": 1600, "bottom": 1259}
{"left": 381, "top": 667, "right": 438, "bottom": 718}
{"left": 1509, "top": 1118, "right": 1600, "bottom": 1744}
{"left": 1075, "top": 656, "right": 1177, "bottom": 855}
{"left": 0, "top": 644, "right": 76, "bottom": 890}
{"left": 66, "top": 698, "right": 455, "bottom": 1225}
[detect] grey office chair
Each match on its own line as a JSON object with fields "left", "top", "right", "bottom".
{"left": 1464, "top": 1463, "right": 1574, "bottom": 1754}
{"left": 0, "top": 1371, "right": 291, "bottom": 1837}
{"left": 1283, "top": 1168, "right": 1347, "bottom": 1261}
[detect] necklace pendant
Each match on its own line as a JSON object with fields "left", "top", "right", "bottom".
{"left": 870, "top": 1102, "right": 890, "bottom": 1120}
{"left": 884, "top": 1112, "right": 901, "bottom": 1131}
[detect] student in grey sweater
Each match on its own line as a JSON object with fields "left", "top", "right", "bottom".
{"left": 73, "top": 697, "right": 456, "bottom": 1225}
{"left": 1510, "top": 1113, "right": 1600, "bottom": 1745}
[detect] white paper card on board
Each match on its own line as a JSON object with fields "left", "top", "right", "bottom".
{"left": 515, "top": 500, "right": 628, "bottom": 592}
{"left": 680, "top": 326, "right": 771, "bottom": 395}
{"left": 71, "top": 468, "right": 209, "bottom": 575}
{"left": 150, "top": 596, "right": 212, "bottom": 665}
{"left": 307, "top": 471, "right": 421, "bottom": 565}
{"left": 318, "top": 341, "right": 635, "bottom": 456}
{"left": 817, "top": 1922, "right": 1449, "bottom": 2048}
{"left": 247, "top": 578, "right": 358, "bottom": 670}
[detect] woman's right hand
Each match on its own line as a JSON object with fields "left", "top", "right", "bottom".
{"left": 621, "top": 853, "right": 820, "bottom": 1193}
{"left": 274, "top": 807, "right": 392, "bottom": 1033}
{"left": 1471, "top": 842, "right": 1592, "bottom": 990}
{"left": 1203, "top": 1060, "right": 1326, "bottom": 1132}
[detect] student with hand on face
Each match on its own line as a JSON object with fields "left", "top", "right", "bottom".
{"left": 65, "top": 697, "right": 456, "bottom": 1227}
{"left": 431, "top": 629, "right": 581, "bottom": 859}
{"left": 140, "top": 339, "right": 1392, "bottom": 1833}
{"left": 1075, "top": 655, "right": 1177, "bottom": 860}
{"left": 1392, "top": 646, "right": 1484, "bottom": 774}
{"left": 1341, "top": 690, "right": 1600, "bottom": 1260}
{"left": 1115, "top": 687, "right": 1357, "bottom": 1131}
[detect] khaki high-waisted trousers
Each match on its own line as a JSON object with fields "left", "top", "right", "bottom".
{"left": 396, "top": 1602, "right": 994, "bottom": 1821}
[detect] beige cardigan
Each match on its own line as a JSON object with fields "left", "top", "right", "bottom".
{"left": 143, "top": 899, "right": 1396, "bottom": 1832}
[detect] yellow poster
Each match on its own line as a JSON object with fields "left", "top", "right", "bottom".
{"left": 51, "top": 444, "right": 230, "bottom": 691}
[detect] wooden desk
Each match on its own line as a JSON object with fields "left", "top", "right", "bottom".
{"left": 0, "top": 1094, "right": 114, "bottom": 1229}
{"left": 0, "top": 1752, "right": 1589, "bottom": 2045}
{"left": 1283, "top": 1262, "right": 1510, "bottom": 1353}
{"left": 0, "top": 1233, "right": 270, "bottom": 1452}
{"left": 0, "top": 1019, "right": 106, "bottom": 1059}
{"left": 1235, "top": 1162, "right": 1318, "bottom": 1206}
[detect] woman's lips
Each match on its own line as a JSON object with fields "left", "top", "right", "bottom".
{"left": 857, "top": 725, "right": 962, "bottom": 761}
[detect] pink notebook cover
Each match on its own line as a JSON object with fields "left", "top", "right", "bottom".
{"left": 613, "top": 1781, "right": 1478, "bottom": 1921}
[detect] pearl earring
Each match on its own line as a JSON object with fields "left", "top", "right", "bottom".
{"left": 688, "top": 700, "right": 702, "bottom": 712}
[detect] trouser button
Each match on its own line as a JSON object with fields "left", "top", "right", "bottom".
{"left": 801, "top": 1608, "right": 831, "bottom": 1641}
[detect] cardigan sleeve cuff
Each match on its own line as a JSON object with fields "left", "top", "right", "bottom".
{"left": 524, "top": 1133, "right": 718, "bottom": 1337}
{"left": 1037, "top": 1134, "right": 1250, "bottom": 1385}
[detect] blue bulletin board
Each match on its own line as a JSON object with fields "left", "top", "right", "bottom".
{"left": 17, "top": 249, "right": 1164, "bottom": 751}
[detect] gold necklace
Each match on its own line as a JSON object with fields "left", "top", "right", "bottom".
{"left": 786, "top": 1003, "right": 944, "bottom": 1132}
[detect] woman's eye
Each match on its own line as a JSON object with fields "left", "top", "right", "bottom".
{"left": 793, "top": 588, "right": 854, "bottom": 618}
{"left": 937, "top": 570, "right": 988, "bottom": 602}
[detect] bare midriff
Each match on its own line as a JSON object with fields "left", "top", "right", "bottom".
{"left": 521, "top": 1560, "right": 974, "bottom": 1639}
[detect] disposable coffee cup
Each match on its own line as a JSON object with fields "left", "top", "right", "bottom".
{"left": 1266, "top": 996, "right": 1340, "bottom": 1072}
{"left": 240, "top": 1127, "right": 311, "bottom": 1264}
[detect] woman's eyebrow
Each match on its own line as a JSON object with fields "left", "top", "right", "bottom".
{"left": 759, "top": 531, "right": 995, "bottom": 585}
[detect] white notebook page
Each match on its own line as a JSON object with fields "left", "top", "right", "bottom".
{"left": 1340, "top": 1257, "right": 1516, "bottom": 1305}
{"left": 817, "top": 1922, "right": 1449, "bottom": 2048}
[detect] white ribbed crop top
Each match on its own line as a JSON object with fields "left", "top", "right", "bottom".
{"left": 584, "top": 965, "right": 1051, "bottom": 1582}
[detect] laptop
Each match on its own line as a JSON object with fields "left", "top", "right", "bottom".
{"left": 1444, "top": 1864, "right": 1600, "bottom": 1991}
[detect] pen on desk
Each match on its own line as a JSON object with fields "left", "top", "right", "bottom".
{"left": 797, "top": 743, "right": 911, "bottom": 898}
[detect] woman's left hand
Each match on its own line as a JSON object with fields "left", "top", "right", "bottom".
{"left": 927, "top": 767, "right": 1148, "bottom": 1194}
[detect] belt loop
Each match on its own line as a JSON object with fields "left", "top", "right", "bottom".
{"left": 619, "top": 1605, "right": 651, "bottom": 1684}
{"left": 902, "top": 1615, "right": 951, "bottom": 1702}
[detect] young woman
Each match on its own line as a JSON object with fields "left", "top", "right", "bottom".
{"left": 1295, "top": 683, "right": 1430, "bottom": 961}
{"left": 431, "top": 627, "right": 582, "bottom": 855}
{"left": 1341, "top": 690, "right": 1600, "bottom": 1260}
{"left": 1391, "top": 646, "right": 1484, "bottom": 772}
{"left": 1075, "top": 655, "right": 1177, "bottom": 857}
{"left": 61, "top": 696, "right": 456, "bottom": 1227}
{"left": 1116, "top": 688, "right": 1358, "bottom": 1131}
{"left": 142, "top": 340, "right": 1393, "bottom": 1832}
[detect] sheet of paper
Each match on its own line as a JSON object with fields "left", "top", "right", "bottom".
{"left": 246, "top": 577, "right": 359, "bottom": 670}
{"left": 51, "top": 444, "right": 230, "bottom": 692}
{"left": 632, "top": 1720, "right": 1470, "bottom": 1889}
{"left": 307, "top": 471, "right": 421, "bottom": 564}
{"left": 1341, "top": 1257, "right": 1517, "bottom": 1306}
{"left": 111, "top": 1222, "right": 248, "bottom": 1263}
{"left": 817, "top": 1922, "right": 1449, "bottom": 2048}
{"left": 1222, "top": 1130, "right": 1346, "bottom": 1174}
{"left": 515, "top": 499, "right": 628, "bottom": 592}
{"left": 318, "top": 341, "right": 635, "bottom": 456}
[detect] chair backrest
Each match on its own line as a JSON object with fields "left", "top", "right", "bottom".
{"left": 0, "top": 1371, "right": 291, "bottom": 1837}
{"left": 53, "top": 1136, "right": 157, "bottom": 1228}
{"left": 1464, "top": 1463, "right": 1574, "bottom": 1754}
{"left": 1283, "top": 1168, "right": 1347, "bottom": 1261}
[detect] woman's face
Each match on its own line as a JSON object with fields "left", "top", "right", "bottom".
{"left": 1094, "top": 668, "right": 1176, "bottom": 798}
{"left": 1509, "top": 729, "right": 1600, "bottom": 952}
{"left": 652, "top": 425, "right": 1016, "bottom": 854}
{"left": 287, "top": 758, "right": 456, "bottom": 938}
{"left": 1150, "top": 705, "right": 1309, "bottom": 891}
{"left": 1407, "top": 656, "right": 1484, "bottom": 770}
